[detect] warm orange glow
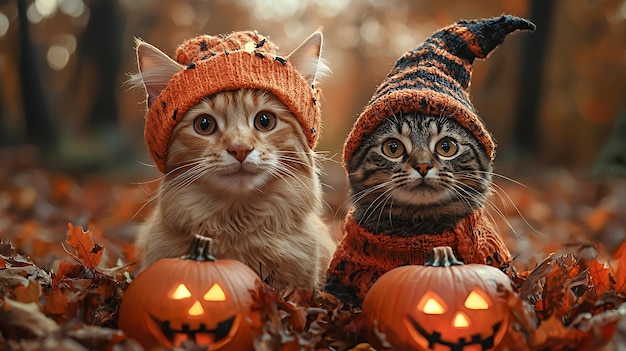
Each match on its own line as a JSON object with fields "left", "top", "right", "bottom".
{"left": 453, "top": 312, "right": 471, "bottom": 328}
{"left": 464, "top": 289, "right": 490, "bottom": 310}
{"left": 203, "top": 283, "right": 226, "bottom": 301}
{"left": 188, "top": 300, "right": 205, "bottom": 316}
{"left": 418, "top": 292, "right": 447, "bottom": 314}
{"left": 171, "top": 284, "right": 192, "bottom": 299}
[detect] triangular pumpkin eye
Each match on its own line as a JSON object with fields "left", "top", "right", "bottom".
{"left": 171, "top": 284, "right": 192, "bottom": 299}
{"left": 417, "top": 291, "right": 447, "bottom": 314}
{"left": 464, "top": 288, "right": 490, "bottom": 309}
{"left": 188, "top": 300, "right": 205, "bottom": 316}
{"left": 453, "top": 312, "right": 471, "bottom": 328}
{"left": 204, "top": 283, "right": 226, "bottom": 301}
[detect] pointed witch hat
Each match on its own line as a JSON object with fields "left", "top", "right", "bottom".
{"left": 343, "top": 15, "right": 535, "bottom": 165}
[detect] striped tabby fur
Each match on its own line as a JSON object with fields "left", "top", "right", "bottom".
{"left": 346, "top": 113, "right": 492, "bottom": 236}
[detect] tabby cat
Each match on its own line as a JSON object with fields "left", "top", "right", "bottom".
{"left": 132, "top": 31, "right": 336, "bottom": 290}
{"left": 347, "top": 114, "right": 492, "bottom": 235}
{"left": 325, "top": 16, "right": 534, "bottom": 305}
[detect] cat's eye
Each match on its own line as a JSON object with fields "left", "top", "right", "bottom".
{"left": 381, "top": 138, "right": 405, "bottom": 158}
{"left": 193, "top": 114, "right": 217, "bottom": 135}
{"left": 435, "top": 137, "right": 459, "bottom": 157}
{"left": 254, "top": 111, "right": 277, "bottom": 131}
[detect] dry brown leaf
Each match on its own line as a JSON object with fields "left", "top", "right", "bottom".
{"left": 532, "top": 314, "right": 578, "bottom": 348}
{"left": 43, "top": 286, "right": 69, "bottom": 316}
{"left": 64, "top": 223, "right": 104, "bottom": 271}
{"left": 610, "top": 241, "right": 626, "bottom": 295}
{"left": 12, "top": 280, "right": 42, "bottom": 304}
{"left": 587, "top": 259, "right": 612, "bottom": 297}
{"left": 0, "top": 268, "right": 30, "bottom": 289}
{"left": 348, "top": 343, "right": 377, "bottom": 351}
{"left": 0, "top": 299, "right": 60, "bottom": 339}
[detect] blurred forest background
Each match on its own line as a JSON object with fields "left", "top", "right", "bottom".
{"left": 0, "top": 0, "right": 625, "bottom": 175}
{"left": 0, "top": 0, "right": 625, "bottom": 252}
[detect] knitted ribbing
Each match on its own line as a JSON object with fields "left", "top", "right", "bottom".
{"left": 326, "top": 210, "right": 511, "bottom": 301}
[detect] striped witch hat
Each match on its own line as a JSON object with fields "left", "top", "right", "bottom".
{"left": 343, "top": 15, "right": 535, "bottom": 164}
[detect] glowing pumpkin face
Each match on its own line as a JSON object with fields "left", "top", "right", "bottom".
{"left": 362, "top": 246, "right": 512, "bottom": 351}
{"left": 119, "top": 235, "right": 262, "bottom": 351}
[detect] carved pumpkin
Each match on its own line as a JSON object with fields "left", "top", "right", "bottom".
{"left": 362, "top": 246, "right": 512, "bottom": 351}
{"left": 119, "top": 235, "right": 262, "bottom": 350}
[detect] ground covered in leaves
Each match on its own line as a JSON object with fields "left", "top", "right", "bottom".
{"left": 0, "top": 149, "right": 625, "bottom": 351}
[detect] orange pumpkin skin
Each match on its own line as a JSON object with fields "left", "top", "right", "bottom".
{"left": 119, "top": 235, "right": 262, "bottom": 351}
{"left": 362, "top": 247, "right": 512, "bottom": 351}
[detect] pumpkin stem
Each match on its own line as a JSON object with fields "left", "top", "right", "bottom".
{"left": 181, "top": 234, "right": 217, "bottom": 262}
{"left": 424, "top": 246, "right": 464, "bottom": 267}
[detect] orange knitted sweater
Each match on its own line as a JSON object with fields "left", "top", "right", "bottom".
{"left": 325, "top": 209, "right": 511, "bottom": 302}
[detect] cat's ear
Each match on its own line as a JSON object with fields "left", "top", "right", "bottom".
{"left": 131, "top": 38, "right": 183, "bottom": 108}
{"left": 287, "top": 30, "right": 330, "bottom": 86}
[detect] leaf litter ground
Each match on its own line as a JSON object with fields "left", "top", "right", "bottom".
{"left": 0, "top": 150, "right": 625, "bottom": 350}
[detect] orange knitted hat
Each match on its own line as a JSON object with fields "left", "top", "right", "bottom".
{"left": 343, "top": 15, "right": 535, "bottom": 165}
{"left": 144, "top": 31, "right": 322, "bottom": 173}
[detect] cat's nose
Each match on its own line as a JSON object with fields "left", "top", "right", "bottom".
{"left": 228, "top": 145, "right": 253, "bottom": 162}
{"left": 414, "top": 163, "right": 432, "bottom": 177}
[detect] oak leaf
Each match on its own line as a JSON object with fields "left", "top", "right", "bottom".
{"left": 63, "top": 223, "right": 103, "bottom": 271}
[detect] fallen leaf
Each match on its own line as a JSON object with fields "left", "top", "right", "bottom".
{"left": 532, "top": 314, "right": 581, "bottom": 349}
{"left": 348, "top": 343, "right": 377, "bottom": 351}
{"left": 610, "top": 240, "right": 626, "bottom": 295}
{"left": 0, "top": 299, "right": 60, "bottom": 339}
{"left": 587, "top": 259, "right": 612, "bottom": 297}
{"left": 43, "top": 286, "right": 69, "bottom": 316}
{"left": 12, "top": 279, "right": 42, "bottom": 304}
{"left": 64, "top": 223, "right": 104, "bottom": 270}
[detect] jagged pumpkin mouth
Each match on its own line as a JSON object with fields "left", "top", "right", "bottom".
{"left": 407, "top": 316, "right": 502, "bottom": 351}
{"left": 149, "top": 314, "right": 236, "bottom": 347}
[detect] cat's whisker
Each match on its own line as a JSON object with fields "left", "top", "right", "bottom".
{"left": 357, "top": 186, "right": 397, "bottom": 229}
{"left": 271, "top": 163, "right": 316, "bottom": 195}
{"left": 455, "top": 173, "right": 544, "bottom": 238}
{"left": 449, "top": 179, "right": 523, "bottom": 240}
{"left": 162, "top": 162, "right": 205, "bottom": 189}
{"left": 269, "top": 162, "right": 332, "bottom": 210}
{"left": 276, "top": 156, "right": 317, "bottom": 173}
{"left": 137, "top": 164, "right": 213, "bottom": 222}
{"left": 278, "top": 154, "right": 335, "bottom": 192}
{"left": 487, "top": 180, "right": 545, "bottom": 238}
{"left": 129, "top": 191, "right": 162, "bottom": 222}
{"left": 160, "top": 163, "right": 210, "bottom": 199}
{"left": 276, "top": 160, "right": 316, "bottom": 185}
{"left": 375, "top": 191, "right": 396, "bottom": 232}
{"left": 130, "top": 160, "right": 210, "bottom": 221}
{"left": 165, "top": 158, "right": 208, "bottom": 175}
{"left": 267, "top": 165, "right": 334, "bottom": 212}
{"left": 136, "top": 160, "right": 157, "bottom": 168}
{"left": 361, "top": 186, "right": 396, "bottom": 222}
{"left": 275, "top": 149, "right": 336, "bottom": 163}
{"left": 139, "top": 158, "right": 205, "bottom": 184}
{"left": 338, "top": 180, "right": 394, "bottom": 216}
{"left": 474, "top": 170, "right": 535, "bottom": 191}
{"left": 446, "top": 182, "right": 480, "bottom": 211}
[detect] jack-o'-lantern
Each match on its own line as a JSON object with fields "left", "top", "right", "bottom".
{"left": 119, "top": 235, "right": 262, "bottom": 350}
{"left": 362, "top": 246, "right": 512, "bottom": 351}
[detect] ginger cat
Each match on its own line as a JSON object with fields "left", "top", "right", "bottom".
{"left": 132, "top": 31, "right": 336, "bottom": 290}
